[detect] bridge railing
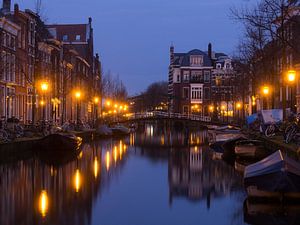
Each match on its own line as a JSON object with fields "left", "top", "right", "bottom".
{"left": 124, "top": 111, "right": 211, "bottom": 122}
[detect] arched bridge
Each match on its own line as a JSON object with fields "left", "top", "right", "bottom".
{"left": 116, "top": 111, "right": 212, "bottom": 124}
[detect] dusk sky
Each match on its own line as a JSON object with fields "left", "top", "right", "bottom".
{"left": 14, "top": 0, "right": 250, "bottom": 95}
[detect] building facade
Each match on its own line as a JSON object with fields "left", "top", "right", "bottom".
{"left": 0, "top": 0, "right": 102, "bottom": 124}
{"left": 169, "top": 44, "right": 236, "bottom": 118}
{"left": 168, "top": 46, "right": 213, "bottom": 115}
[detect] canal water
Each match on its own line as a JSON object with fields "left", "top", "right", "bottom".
{"left": 0, "top": 125, "right": 299, "bottom": 225}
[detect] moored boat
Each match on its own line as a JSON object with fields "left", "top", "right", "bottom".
{"left": 235, "top": 140, "right": 266, "bottom": 159}
{"left": 111, "top": 125, "right": 130, "bottom": 136}
{"left": 96, "top": 125, "right": 113, "bottom": 137}
{"left": 37, "top": 133, "right": 82, "bottom": 151}
{"left": 244, "top": 150, "right": 300, "bottom": 200}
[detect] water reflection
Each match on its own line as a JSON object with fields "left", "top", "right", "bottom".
{"left": 134, "top": 123, "right": 210, "bottom": 148}
{"left": 0, "top": 139, "right": 129, "bottom": 225}
{"left": 168, "top": 146, "right": 244, "bottom": 206}
{"left": 2, "top": 124, "right": 298, "bottom": 225}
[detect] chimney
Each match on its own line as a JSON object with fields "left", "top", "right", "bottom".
{"left": 2, "top": 0, "right": 11, "bottom": 14}
{"left": 88, "top": 17, "right": 92, "bottom": 24}
{"left": 170, "top": 44, "right": 174, "bottom": 64}
{"left": 14, "top": 4, "right": 19, "bottom": 15}
{"left": 208, "top": 43, "right": 212, "bottom": 59}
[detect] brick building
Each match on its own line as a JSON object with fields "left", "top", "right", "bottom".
{"left": 168, "top": 44, "right": 236, "bottom": 117}
{"left": 168, "top": 46, "right": 213, "bottom": 115}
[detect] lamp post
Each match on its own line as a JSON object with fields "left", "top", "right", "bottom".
{"left": 236, "top": 102, "right": 241, "bottom": 123}
{"left": 94, "top": 97, "right": 99, "bottom": 127}
{"left": 287, "top": 70, "right": 296, "bottom": 114}
{"left": 262, "top": 85, "right": 270, "bottom": 110}
{"left": 75, "top": 91, "right": 81, "bottom": 126}
{"left": 40, "top": 81, "right": 49, "bottom": 121}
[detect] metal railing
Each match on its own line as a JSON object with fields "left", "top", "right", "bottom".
{"left": 123, "top": 111, "right": 211, "bottom": 122}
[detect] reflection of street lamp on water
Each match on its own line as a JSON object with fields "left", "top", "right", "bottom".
{"left": 38, "top": 190, "right": 49, "bottom": 217}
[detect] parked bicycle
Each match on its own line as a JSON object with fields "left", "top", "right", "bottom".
{"left": 284, "top": 114, "right": 300, "bottom": 144}
{"left": 263, "top": 122, "right": 283, "bottom": 138}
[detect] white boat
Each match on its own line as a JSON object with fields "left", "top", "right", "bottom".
{"left": 244, "top": 150, "right": 300, "bottom": 200}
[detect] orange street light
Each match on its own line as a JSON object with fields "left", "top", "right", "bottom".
{"left": 75, "top": 91, "right": 81, "bottom": 99}
{"left": 262, "top": 85, "right": 270, "bottom": 95}
{"left": 114, "top": 104, "right": 118, "bottom": 108}
{"left": 40, "top": 81, "right": 49, "bottom": 92}
{"left": 287, "top": 70, "right": 296, "bottom": 83}
{"left": 236, "top": 102, "right": 242, "bottom": 109}
{"left": 209, "top": 105, "right": 214, "bottom": 112}
{"left": 94, "top": 97, "right": 99, "bottom": 104}
{"left": 106, "top": 100, "right": 111, "bottom": 106}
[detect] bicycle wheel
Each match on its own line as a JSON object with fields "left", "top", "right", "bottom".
{"left": 265, "top": 125, "right": 275, "bottom": 138}
{"left": 285, "top": 127, "right": 297, "bottom": 144}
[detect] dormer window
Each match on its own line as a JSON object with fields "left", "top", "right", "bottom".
{"left": 190, "top": 55, "right": 203, "bottom": 66}
{"left": 216, "top": 63, "right": 222, "bottom": 69}
{"left": 62, "top": 35, "right": 68, "bottom": 41}
{"left": 225, "top": 63, "right": 231, "bottom": 69}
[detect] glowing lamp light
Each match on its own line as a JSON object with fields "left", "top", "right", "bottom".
{"left": 38, "top": 190, "right": 49, "bottom": 217}
{"left": 209, "top": 105, "right": 214, "bottom": 112}
{"left": 40, "top": 100, "right": 45, "bottom": 106}
{"left": 94, "top": 97, "right": 99, "bottom": 104}
{"left": 40, "top": 82, "right": 49, "bottom": 92}
{"left": 236, "top": 102, "right": 242, "bottom": 109}
{"left": 287, "top": 70, "right": 296, "bottom": 83}
{"left": 262, "top": 86, "right": 270, "bottom": 95}
{"left": 75, "top": 91, "right": 81, "bottom": 99}
{"left": 106, "top": 100, "right": 111, "bottom": 106}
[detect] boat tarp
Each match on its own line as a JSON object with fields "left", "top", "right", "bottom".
{"left": 244, "top": 150, "right": 300, "bottom": 178}
{"left": 261, "top": 109, "right": 283, "bottom": 125}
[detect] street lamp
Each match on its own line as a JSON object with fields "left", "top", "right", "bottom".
{"left": 262, "top": 85, "right": 270, "bottom": 96}
{"left": 94, "top": 97, "right": 99, "bottom": 127}
{"left": 287, "top": 70, "right": 296, "bottom": 83}
{"left": 40, "top": 81, "right": 49, "bottom": 121}
{"left": 75, "top": 90, "right": 81, "bottom": 126}
{"left": 287, "top": 70, "right": 296, "bottom": 113}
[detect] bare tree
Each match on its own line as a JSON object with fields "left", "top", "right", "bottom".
{"left": 102, "top": 71, "right": 128, "bottom": 100}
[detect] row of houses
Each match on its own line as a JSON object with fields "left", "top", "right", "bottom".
{"left": 0, "top": 0, "right": 101, "bottom": 124}
{"left": 168, "top": 26, "right": 300, "bottom": 120}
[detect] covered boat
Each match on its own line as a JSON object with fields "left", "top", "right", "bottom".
{"left": 235, "top": 140, "right": 266, "bottom": 159}
{"left": 96, "top": 125, "right": 113, "bottom": 137}
{"left": 210, "top": 140, "right": 225, "bottom": 160}
{"left": 111, "top": 125, "right": 130, "bottom": 136}
{"left": 37, "top": 133, "right": 82, "bottom": 151}
{"left": 244, "top": 150, "right": 300, "bottom": 200}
